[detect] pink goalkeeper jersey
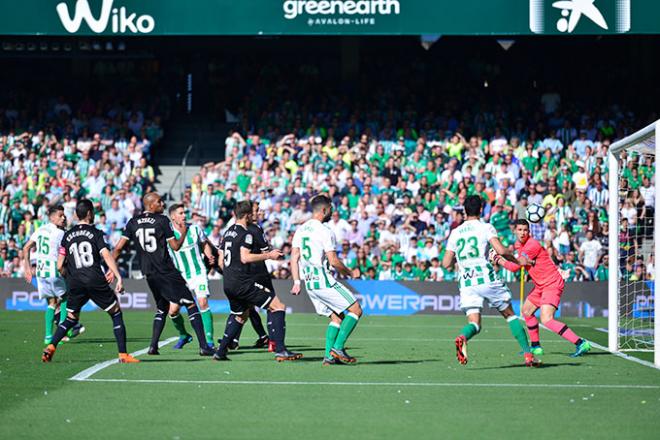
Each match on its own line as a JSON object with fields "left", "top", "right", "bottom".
{"left": 501, "top": 238, "right": 563, "bottom": 287}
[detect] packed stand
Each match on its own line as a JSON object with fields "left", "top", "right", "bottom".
{"left": 186, "top": 104, "right": 656, "bottom": 283}
{"left": 0, "top": 91, "right": 168, "bottom": 277}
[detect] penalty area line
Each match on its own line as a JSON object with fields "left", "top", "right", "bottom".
{"left": 69, "top": 337, "right": 178, "bottom": 382}
{"left": 74, "top": 378, "right": 660, "bottom": 390}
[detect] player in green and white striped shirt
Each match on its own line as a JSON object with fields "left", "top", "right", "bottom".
{"left": 290, "top": 195, "right": 362, "bottom": 365}
{"left": 167, "top": 204, "right": 217, "bottom": 348}
{"left": 22, "top": 205, "right": 68, "bottom": 345}
{"left": 443, "top": 195, "right": 540, "bottom": 367}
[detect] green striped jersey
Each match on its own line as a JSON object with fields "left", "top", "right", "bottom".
{"left": 29, "top": 223, "right": 64, "bottom": 279}
{"left": 169, "top": 224, "right": 207, "bottom": 280}
{"left": 292, "top": 219, "right": 337, "bottom": 291}
{"left": 446, "top": 219, "right": 501, "bottom": 289}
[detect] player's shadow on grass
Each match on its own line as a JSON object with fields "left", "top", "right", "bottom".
{"left": 138, "top": 358, "right": 207, "bottom": 363}
{"left": 471, "top": 362, "right": 582, "bottom": 370}
{"left": 360, "top": 359, "right": 439, "bottom": 365}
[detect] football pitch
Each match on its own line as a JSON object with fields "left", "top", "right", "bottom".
{"left": 1, "top": 311, "right": 659, "bottom": 439}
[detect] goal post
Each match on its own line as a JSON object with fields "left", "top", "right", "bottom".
{"left": 608, "top": 119, "right": 659, "bottom": 367}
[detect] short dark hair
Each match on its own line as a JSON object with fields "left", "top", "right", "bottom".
{"left": 168, "top": 203, "right": 184, "bottom": 215}
{"left": 75, "top": 199, "right": 94, "bottom": 221}
{"left": 234, "top": 200, "right": 252, "bottom": 219}
{"left": 464, "top": 195, "right": 483, "bottom": 217}
{"left": 513, "top": 219, "right": 529, "bottom": 228}
{"left": 47, "top": 204, "right": 64, "bottom": 216}
{"left": 310, "top": 194, "right": 331, "bottom": 213}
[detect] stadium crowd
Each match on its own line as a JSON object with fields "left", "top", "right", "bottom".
{"left": 0, "top": 86, "right": 656, "bottom": 284}
{"left": 0, "top": 90, "right": 168, "bottom": 278}
{"left": 184, "top": 103, "right": 656, "bottom": 284}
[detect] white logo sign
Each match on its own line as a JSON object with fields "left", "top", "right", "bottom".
{"left": 530, "top": 0, "right": 630, "bottom": 34}
{"left": 282, "top": 0, "right": 400, "bottom": 20}
{"left": 56, "top": 0, "right": 155, "bottom": 34}
{"left": 552, "top": 0, "right": 607, "bottom": 33}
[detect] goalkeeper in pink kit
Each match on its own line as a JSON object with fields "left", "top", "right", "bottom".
{"left": 494, "top": 219, "right": 591, "bottom": 357}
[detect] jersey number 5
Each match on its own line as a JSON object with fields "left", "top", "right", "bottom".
{"left": 302, "top": 237, "right": 311, "bottom": 260}
{"left": 136, "top": 228, "right": 157, "bottom": 252}
{"left": 223, "top": 242, "right": 231, "bottom": 267}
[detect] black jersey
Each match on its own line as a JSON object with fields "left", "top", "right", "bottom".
{"left": 122, "top": 212, "right": 178, "bottom": 276}
{"left": 247, "top": 223, "right": 270, "bottom": 276}
{"left": 60, "top": 223, "right": 109, "bottom": 289}
{"left": 221, "top": 223, "right": 254, "bottom": 287}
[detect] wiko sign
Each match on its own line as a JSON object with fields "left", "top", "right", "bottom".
{"left": 56, "top": 0, "right": 155, "bottom": 34}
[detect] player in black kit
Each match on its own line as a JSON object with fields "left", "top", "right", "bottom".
{"left": 42, "top": 199, "right": 139, "bottom": 363}
{"left": 220, "top": 202, "right": 271, "bottom": 350}
{"left": 214, "top": 201, "right": 301, "bottom": 361}
{"left": 113, "top": 192, "right": 214, "bottom": 356}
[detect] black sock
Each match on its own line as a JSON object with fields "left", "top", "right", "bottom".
{"left": 186, "top": 304, "right": 208, "bottom": 349}
{"left": 531, "top": 341, "right": 540, "bottom": 347}
{"left": 111, "top": 311, "right": 127, "bottom": 353}
{"left": 249, "top": 309, "right": 268, "bottom": 339}
{"left": 267, "top": 310, "right": 286, "bottom": 352}
{"left": 233, "top": 319, "right": 244, "bottom": 344}
{"left": 575, "top": 338, "right": 583, "bottom": 347}
{"left": 52, "top": 318, "right": 77, "bottom": 346}
{"left": 218, "top": 314, "right": 245, "bottom": 354}
{"left": 150, "top": 310, "right": 167, "bottom": 349}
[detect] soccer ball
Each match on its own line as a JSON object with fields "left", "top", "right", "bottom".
{"left": 526, "top": 204, "right": 546, "bottom": 224}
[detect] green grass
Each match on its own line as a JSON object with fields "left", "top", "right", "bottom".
{"left": 1, "top": 311, "right": 659, "bottom": 439}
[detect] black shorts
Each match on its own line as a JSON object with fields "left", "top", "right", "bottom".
{"left": 254, "top": 274, "right": 275, "bottom": 294}
{"left": 67, "top": 285, "right": 118, "bottom": 313}
{"left": 224, "top": 280, "right": 275, "bottom": 314}
{"left": 146, "top": 271, "right": 195, "bottom": 309}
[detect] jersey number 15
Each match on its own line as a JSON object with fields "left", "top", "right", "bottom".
{"left": 136, "top": 228, "right": 157, "bottom": 252}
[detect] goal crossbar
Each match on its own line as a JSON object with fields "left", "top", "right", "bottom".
{"left": 608, "top": 119, "right": 660, "bottom": 367}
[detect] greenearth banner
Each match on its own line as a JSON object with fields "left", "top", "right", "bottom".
{"left": 0, "top": 0, "right": 657, "bottom": 36}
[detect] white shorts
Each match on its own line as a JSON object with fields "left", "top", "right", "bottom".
{"left": 306, "top": 282, "right": 356, "bottom": 317}
{"left": 37, "top": 277, "right": 67, "bottom": 300}
{"left": 184, "top": 276, "right": 210, "bottom": 299}
{"left": 459, "top": 282, "right": 512, "bottom": 315}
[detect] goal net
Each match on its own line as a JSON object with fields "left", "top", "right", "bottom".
{"left": 608, "top": 120, "right": 659, "bottom": 367}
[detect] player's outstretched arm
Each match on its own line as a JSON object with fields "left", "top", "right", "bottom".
{"left": 240, "top": 247, "right": 283, "bottom": 264}
{"left": 326, "top": 250, "right": 353, "bottom": 278}
{"left": 22, "top": 240, "right": 35, "bottom": 284}
{"left": 442, "top": 249, "right": 455, "bottom": 269}
{"left": 489, "top": 237, "right": 528, "bottom": 268}
{"left": 290, "top": 247, "right": 302, "bottom": 294}
{"left": 112, "top": 236, "right": 129, "bottom": 261}
{"left": 203, "top": 241, "right": 216, "bottom": 265}
{"left": 100, "top": 248, "right": 124, "bottom": 293}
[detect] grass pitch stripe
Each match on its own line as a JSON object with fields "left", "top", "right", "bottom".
{"left": 76, "top": 378, "right": 660, "bottom": 390}
{"left": 69, "top": 337, "right": 178, "bottom": 381}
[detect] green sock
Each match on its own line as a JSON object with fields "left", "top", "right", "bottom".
{"left": 460, "top": 322, "right": 480, "bottom": 341}
{"left": 325, "top": 322, "right": 341, "bottom": 358}
{"left": 171, "top": 314, "right": 189, "bottom": 337}
{"left": 332, "top": 313, "right": 359, "bottom": 350}
{"left": 507, "top": 316, "right": 530, "bottom": 353}
{"left": 59, "top": 300, "right": 67, "bottom": 324}
{"left": 201, "top": 309, "right": 214, "bottom": 345}
{"left": 44, "top": 306, "right": 55, "bottom": 342}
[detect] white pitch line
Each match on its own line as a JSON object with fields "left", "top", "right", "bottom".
{"left": 536, "top": 323, "right": 660, "bottom": 371}
{"left": 69, "top": 337, "right": 178, "bottom": 381}
{"left": 589, "top": 340, "right": 660, "bottom": 371}
{"left": 75, "top": 378, "right": 660, "bottom": 390}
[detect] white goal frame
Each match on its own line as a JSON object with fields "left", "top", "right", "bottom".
{"left": 608, "top": 119, "right": 660, "bottom": 367}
